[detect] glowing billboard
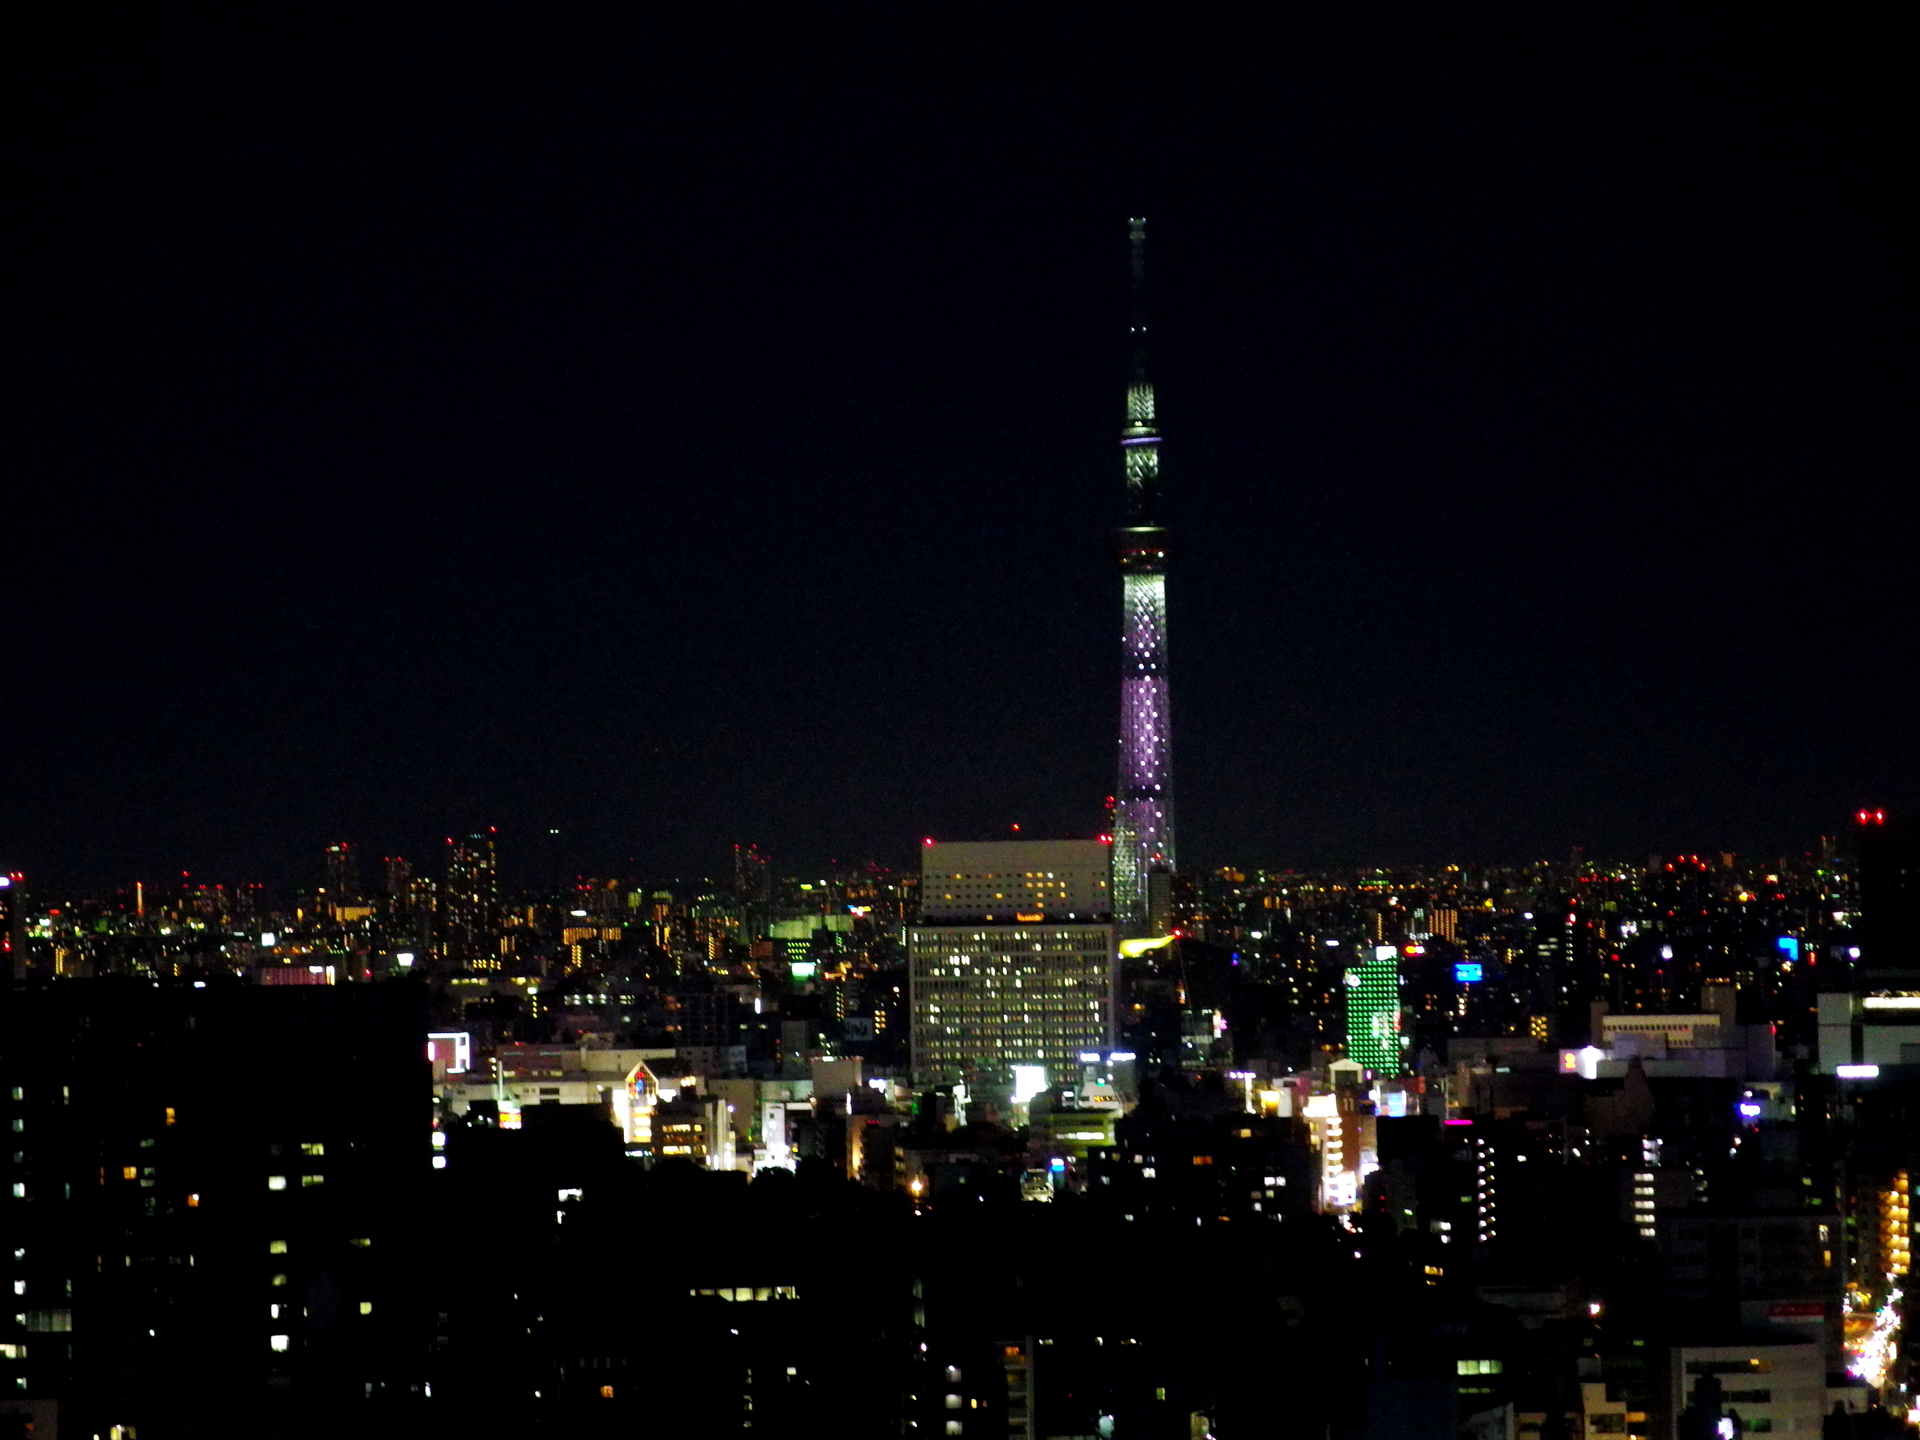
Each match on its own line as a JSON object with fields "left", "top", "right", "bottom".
{"left": 1345, "top": 948, "right": 1400, "bottom": 1074}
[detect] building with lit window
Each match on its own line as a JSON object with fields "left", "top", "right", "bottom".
{"left": 918, "top": 840, "right": 1113, "bottom": 923}
{"left": 654, "top": 1092, "right": 735, "bottom": 1168}
{"left": 323, "top": 841, "right": 359, "bottom": 902}
{"left": 0, "top": 873, "right": 22, "bottom": 982}
{"left": 1345, "top": 945, "right": 1403, "bottom": 1075}
{"left": 0, "top": 979, "right": 428, "bottom": 1431}
{"left": 909, "top": 841, "right": 1115, "bottom": 1094}
{"left": 1880, "top": 1170, "right": 1910, "bottom": 1277}
{"left": 440, "top": 831, "right": 499, "bottom": 967}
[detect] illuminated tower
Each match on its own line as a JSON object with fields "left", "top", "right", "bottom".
{"left": 1112, "top": 217, "right": 1176, "bottom": 936}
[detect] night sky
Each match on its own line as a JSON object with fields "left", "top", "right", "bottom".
{"left": 4, "top": 6, "right": 1910, "bottom": 892}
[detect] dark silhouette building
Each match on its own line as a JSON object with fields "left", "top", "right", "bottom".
{"left": 0, "top": 978, "right": 429, "bottom": 1434}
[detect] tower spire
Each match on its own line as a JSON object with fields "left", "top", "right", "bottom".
{"left": 1112, "top": 217, "right": 1175, "bottom": 936}
{"left": 1130, "top": 216, "right": 1149, "bottom": 384}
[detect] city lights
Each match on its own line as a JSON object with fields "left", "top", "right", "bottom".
{"left": 0, "top": 69, "right": 1894, "bottom": 1435}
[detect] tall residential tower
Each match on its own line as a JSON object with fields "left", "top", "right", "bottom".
{"left": 1112, "top": 217, "right": 1176, "bottom": 935}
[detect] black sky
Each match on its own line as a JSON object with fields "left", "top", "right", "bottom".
{"left": 3, "top": 5, "right": 1911, "bottom": 892}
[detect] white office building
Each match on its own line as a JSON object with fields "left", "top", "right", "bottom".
{"left": 909, "top": 841, "right": 1116, "bottom": 1092}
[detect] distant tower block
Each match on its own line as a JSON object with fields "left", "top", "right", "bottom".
{"left": 324, "top": 841, "right": 359, "bottom": 901}
{"left": 1111, "top": 217, "right": 1176, "bottom": 936}
{"left": 440, "top": 832, "right": 500, "bottom": 968}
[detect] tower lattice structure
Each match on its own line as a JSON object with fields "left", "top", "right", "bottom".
{"left": 1111, "top": 217, "right": 1176, "bottom": 935}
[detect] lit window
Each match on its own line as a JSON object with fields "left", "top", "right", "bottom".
{"left": 10, "top": 1282, "right": 21, "bottom": 1296}
{"left": 267, "top": 1176, "right": 287, "bottom": 1192}
{"left": 359, "top": 1301, "right": 372, "bottom": 1315}
{"left": 300, "top": 1175, "right": 324, "bottom": 1188}
{"left": 269, "top": 1240, "right": 287, "bottom": 1254}
{"left": 270, "top": 1273, "right": 287, "bottom": 1287}
{"left": 122, "top": 1166, "right": 137, "bottom": 1181}
{"left": 187, "top": 1194, "right": 200, "bottom": 1208}
{"left": 349, "top": 1238, "right": 371, "bottom": 1248}
{"left": 946, "top": 1393, "right": 962, "bottom": 1408}
{"left": 300, "top": 1142, "right": 324, "bottom": 1156}
{"left": 946, "top": 1366, "right": 962, "bottom": 1382}
{"left": 270, "top": 1334, "right": 290, "bottom": 1352}
{"left": 165, "top": 1107, "right": 176, "bottom": 1126}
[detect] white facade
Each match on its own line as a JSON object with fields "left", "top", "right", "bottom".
{"left": 1818, "top": 992, "right": 1920, "bottom": 1073}
{"left": 1598, "top": 1013, "right": 1722, "bottom": 1048}
{"left": 919, "top": 840, "right": 1112, "bottom": 923}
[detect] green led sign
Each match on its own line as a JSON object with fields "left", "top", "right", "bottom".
{"left": 1345, "top": 946, "right": 1401, "bottom": 1074}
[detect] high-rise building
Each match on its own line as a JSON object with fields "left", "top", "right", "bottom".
{"left": 323, "top": 841, "right": 358, "bottom": 902}
{"left": 732, "top": 843, "right": 771, "bottom": 905}
{"left": 0, "top": 872, "right": 22, "bottom": 982}
{"left": 382, "top": 855, "right": 411, "bottom": 900}
{"left": 1346, "top": 944, "right": 1403, "bottom": 1074}
{"left": 1111, "top": 218, "right": 1176, "bottom": 936}
{"left": 440, "top": 832, "right": 499, "bottom": 967}
{"left": 1855, "top": 808, "right": 1920, "bottom": 987}
{"left": 908, "top": 840, "right": 1116, "bottom": 1093}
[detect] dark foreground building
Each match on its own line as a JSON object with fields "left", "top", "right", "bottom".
{"left": 1, "top": 978, "right": 429, "bottom": 1437}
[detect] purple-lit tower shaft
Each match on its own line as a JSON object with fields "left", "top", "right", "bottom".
{"left": 1112, "top": 217, "right": 1174, "bottom": 935}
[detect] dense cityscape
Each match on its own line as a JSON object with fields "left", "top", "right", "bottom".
{"left": 4, "top": 813, "right": 1919, "bottom": 1436}
{"left": 4, "top": 200, "right": 1912, "bottom": 1438}
{"left": 5, "top": 8, "right": 1906, "bottom": 1439}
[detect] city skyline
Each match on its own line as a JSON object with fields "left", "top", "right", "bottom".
{"left": 5, "top": 10, "right": 1916, "bottom": 1437}
{"left": 4, "top": 8, "right": 1910, "bottom": 892}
